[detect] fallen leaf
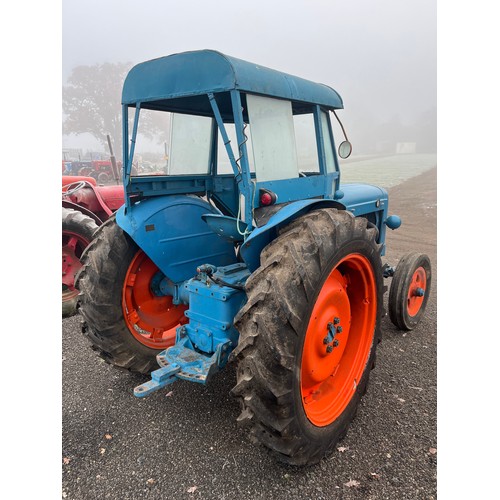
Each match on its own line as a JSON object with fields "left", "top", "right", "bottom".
{"left": 166, "top": 391, "right": 174, "bottom": 397}
{"left": 187, "top": 486, "right": 198, "bottom": 493}
{"left": 337, "top": 446, "right": 348, "bottom": 453}
{"left": 344, "top": 479, "right": 360, "bottom": 488}
{"left": 99, "top": 448, "right": 106, "bottom": 455}
{"left": 429, "top": 447, "right": 437, "bottom": 455}
{"left": 105, "top": 434, "right": 112, "bottom": 440}
{"left": 63, "top": 457, "right": 71, "bottom": 465}
{"left": 146, "top": 478, "right": 156, "bottom": 486}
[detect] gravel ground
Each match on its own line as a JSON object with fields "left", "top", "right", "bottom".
{"left": 62, "top": 167, "right": 437, "bottom": 499}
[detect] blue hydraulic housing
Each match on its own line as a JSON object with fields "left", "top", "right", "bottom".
{"left": 134, "top": 263, "right": 250, "bottom": 397}
{"left": 182, "top": 263, "right": 250, "bottom": 353}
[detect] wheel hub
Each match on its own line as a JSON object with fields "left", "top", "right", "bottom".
{"left": 407, "top": 267, "right": 426, "bottom": 316}
{"left": 122, "top": 250, "right": 187, "bottom": 349}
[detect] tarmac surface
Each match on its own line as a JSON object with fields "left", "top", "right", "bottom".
{"left": 62, "top": 166, "right": 437, "bottom": 499}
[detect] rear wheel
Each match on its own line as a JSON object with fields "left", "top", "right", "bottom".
{"left": 232, "top": 209, "right": 383, "bottom": 465}
{"left": 76, "top": 217, "right": 187, "bottom": 374}
{"left": 388, "top": 252, "right": 432, "bottom": 330}
{"left": 62, "top": 207, "right": 98, "bottom": 318}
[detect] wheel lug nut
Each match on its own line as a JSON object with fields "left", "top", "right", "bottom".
{"left": 333, "top": 317, "right": 340, "bottom": 325}
{"left": 326, "top": 345, "right": 333, "bottom": 353}
{"left": 336, "top": 326, "right": 343, "bottom": 333}
{"left": 414, "top": 287, "right": 425, "bottom": 297}
{"left": 333, "top": 340, "right": 339, "bottom": 347}
{"left": 323, "top": 337, "right": 329, "bottom": 344}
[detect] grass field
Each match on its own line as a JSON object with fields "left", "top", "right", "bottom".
{"left": 339, "top": 153, "right": 437, "bottom": 189}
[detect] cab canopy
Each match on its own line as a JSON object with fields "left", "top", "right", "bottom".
{"left": 121, "top": 50, "right": 346, "bottom": 228}
{"left": 122, "top": 49, "right": 343, "bottom": 117}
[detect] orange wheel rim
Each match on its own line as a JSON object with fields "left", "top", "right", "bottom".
{"left": 407, "top": 266, "right": 426, "bottom": 317}
{"left": 301, "top": 253, "right": 377, "bottom": 427}
{"left": 62, "top": 230, "right": 91, "bottom": 302}
{"left": 122, "top": 250, "right": 187, "bottom": 349}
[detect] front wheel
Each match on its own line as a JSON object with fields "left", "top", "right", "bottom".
{"left": 231, "top": 209, "right": 383, "bottom": 466}
{"left": 76, "top": 217, "right": 188, "bottom": 374}
{"left": 388, "top": 252, "right": 432, "bottom": 330}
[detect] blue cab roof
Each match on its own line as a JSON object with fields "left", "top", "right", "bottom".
{"left": 122, "top": 50, "right": 344, "bottom": 112}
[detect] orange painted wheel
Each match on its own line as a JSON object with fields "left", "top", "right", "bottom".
{"left": 233, "top": 209, "right": 383, "bottom": 466}
{"left": 301, "top": 254, "right": 377, "bottom": 426}
{"left": 389, "top": 252, "right": 432, "bottom": 331}
{"left": 122, "top": 250, "right": 187, "bottom": 349}
{"left": 77, "top": 218, "right": 188, "bottom": 374}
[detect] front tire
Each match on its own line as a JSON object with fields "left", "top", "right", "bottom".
{"left": 76, "top": 217, "right": 187, "bottom": 374}
{"left": 388, "top": 252, "right": 432, "bottom": 330}
{"left": 231, "top": 209, "right": 383, "bottom": 466}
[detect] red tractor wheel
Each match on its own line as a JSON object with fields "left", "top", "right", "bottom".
{"left": 232, "top": 209, "right": 383, "bottom": 466}
{"left": 62, "top": 208, "right": 98, "bottom": 317}
{"left": 76, "top": 217, "right": 188, "bottom": 374}
{"left": 388, "top": 252, "right": 432, "bottom": 330}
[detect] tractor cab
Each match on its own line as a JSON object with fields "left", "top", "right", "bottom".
{"left": 119, "top": 50, "right": 390, "bottom": 276}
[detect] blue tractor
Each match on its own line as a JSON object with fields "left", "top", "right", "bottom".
{"left": 77, "top": 50, "right": 431, "bottom": 465}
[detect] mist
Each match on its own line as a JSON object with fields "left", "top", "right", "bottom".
{"left": 62, "top": 0, "right": 436, "bottom": 157}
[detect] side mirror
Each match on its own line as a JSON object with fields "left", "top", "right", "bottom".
{"left": 338, "top": 141, "right": 352, "bottom": 159}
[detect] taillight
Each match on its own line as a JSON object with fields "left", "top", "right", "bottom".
{"left": 259, "top": 189, "right": 277, "bottom": 207}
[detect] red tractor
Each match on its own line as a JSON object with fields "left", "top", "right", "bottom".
{"left": 62, "top": 175, "right": 124, "bottom": 317}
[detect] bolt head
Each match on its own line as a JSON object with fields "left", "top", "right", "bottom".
{"left": 333, "top": 317, "right": 340, "bottom": 325}
{"left": 336, "top": 326, "right": 343, "bottom": 333}
{"left": 326, "top": 345, "right": 333, "bottom": 353}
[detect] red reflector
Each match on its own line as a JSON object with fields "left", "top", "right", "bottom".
{"left": 260, "top": 193, "right": 273, "bottom": 206}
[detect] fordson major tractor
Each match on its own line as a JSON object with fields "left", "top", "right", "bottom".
{"left": 76, "top": 50, "right": 431, "bottom": 466}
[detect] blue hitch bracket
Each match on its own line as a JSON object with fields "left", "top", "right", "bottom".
{"left": 134, "top": 363, "right": 181, "bottom": 398}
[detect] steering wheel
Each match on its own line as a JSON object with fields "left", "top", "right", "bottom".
{"left": 62, "top": 181, "right": 88, "bottom": 197}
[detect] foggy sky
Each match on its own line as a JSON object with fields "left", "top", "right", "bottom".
{"left": 62, "top": 0, "right": 436, "bottom": 152}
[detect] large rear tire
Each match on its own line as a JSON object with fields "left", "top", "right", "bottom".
{"left": 231, "top": 209, "right": 383, "bottom": 466}
{"left": 62, "top": 207, "right": 98, "bottom": 318}
{"left": 76, "top": 217, "right": 187, "bottom": 374}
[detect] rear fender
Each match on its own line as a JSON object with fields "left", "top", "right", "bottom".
{"left": 240, "top": 199, "right": 345, "bottom": 272}
{"left": 63, "top": 181, "right": 115, "bottom": 220}
{"left": 116, "top": 195, "right": 238, "bottom": 284}
{"left": 62, "top": 200, "right": 103, "bottom": 225}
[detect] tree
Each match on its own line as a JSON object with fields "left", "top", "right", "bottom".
{"left": 63, "top": 62, "right": 131, "bottom": 159}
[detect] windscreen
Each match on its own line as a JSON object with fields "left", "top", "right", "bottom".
{"left": 246, "top": 94, "right": 299, "bottom": 182}
{"left": 128, "top": 108, "right": 213, "bottom": 176}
